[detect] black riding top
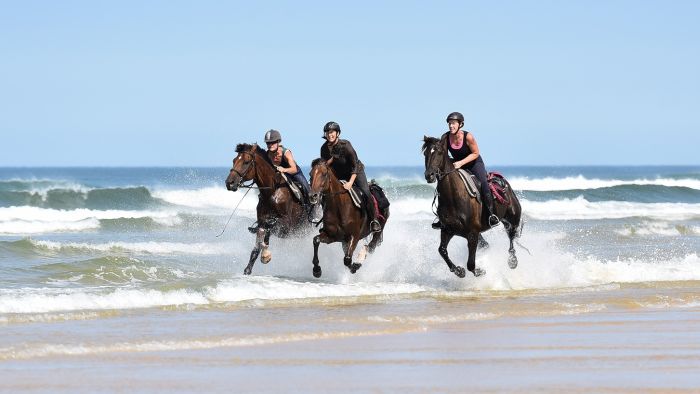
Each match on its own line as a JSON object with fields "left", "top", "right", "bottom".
{"left": 444, "top": 131, "right": 485, "bottom": 170}
{"left": 320, "top": 139, "right": 364, "bottom": 181}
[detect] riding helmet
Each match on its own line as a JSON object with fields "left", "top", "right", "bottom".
{"left": 446, "top": 112, "right": 465, "bottom": 124}
{"left": 264, "top": 129, "right": 282, "bottom": 143}
{"left": 322, "top": 121, "right": 341, "bottom": 139}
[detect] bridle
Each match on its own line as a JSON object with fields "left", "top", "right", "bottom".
{"left": 425, "top": 141, "right": 456, "bottom": 182}
{"left": 230, "top": 150, "right": 276, "bottom": 190}
{"left": 310, "top": 161, "right": 346, "bottom": 199}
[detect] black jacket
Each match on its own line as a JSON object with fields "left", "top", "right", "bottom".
{"left": 320, "top": 139, "right": 364, "bottom": 181}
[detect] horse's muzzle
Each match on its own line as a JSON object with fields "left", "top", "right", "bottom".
{"left": 425, "top": 171, "right": 437, "bottom": 184}
{"left": 226, "top": 181, "right": 238, "bottom": 192}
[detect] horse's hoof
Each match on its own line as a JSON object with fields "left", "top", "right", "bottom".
{"left": 471, "top": 267, "right": 486, "bottom": 277}
{"left": 261, "top": 249, "right": 272, "bottom": 264}
{"left": 453, "top": 266, "right": 466, "bottom": 278}
{"left": 508, "top": 255, "right": 518, "bottom": 269}
{"left": 350, "top": 263, "right": 362, "bottom": 274}
{"left": 244, "top": 266, "right": 252, "bottom": 275}
{"left": 313, "top": 266, "right": 322, "bottom": 278}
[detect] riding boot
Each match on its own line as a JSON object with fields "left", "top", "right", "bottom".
{"left": 484, "top": 191, "right": 499, "bottom": 228}
{"left": 366, "top": 195, "right": 381, "bottom": 232}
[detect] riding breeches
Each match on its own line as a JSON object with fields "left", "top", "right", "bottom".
{"left": 352, "top": 171, "right": 377, "bottom": 221}
{"left": 466, "top": 160, "right": 494, "bottom": 210}
{"left": 289, "top": 171, "right": 311, "bottom": 196}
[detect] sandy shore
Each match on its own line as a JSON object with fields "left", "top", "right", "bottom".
{"left": 2, "top": 284, "right": 700, "bottom": 393}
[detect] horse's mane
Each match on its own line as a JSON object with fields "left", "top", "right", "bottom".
{"left": 235, "top": 143, "right": 273, "bottom": 166}
{"left": 311, "top": 158, "right": 325, "bottom": 168}
{"left": 421, "top": 136, "right": 441, "bottom": 154}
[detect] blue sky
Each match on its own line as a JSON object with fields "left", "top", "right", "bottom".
{"left": 1, "top": 1, "right": 698, "bottom": 166}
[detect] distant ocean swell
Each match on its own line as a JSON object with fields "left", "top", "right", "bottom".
{"left": 0, "top": 176, "right": 699, "bottom": 234}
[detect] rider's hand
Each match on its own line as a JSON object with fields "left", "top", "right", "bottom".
{"left": 454, "top": 160, "right": 464, "bottom": 169}
{"left": 343, "top": 182, "right": 353, "bottom": 191}
{"left": 275, "top": 166, "right": 284, "bottom": 173}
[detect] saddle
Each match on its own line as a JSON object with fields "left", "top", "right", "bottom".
{"left": 455, "top": 170, "right": 511, "bottom": 206}
{"left": 278, "top": 173, "right": 304, "bottom": 202}
{"left": 456, "top": 169, "right": 481, "bottom": 203}
{"left": 488, "top": 172, "right": 511, "bottom": 205}
{"left": 339, "top": 180, "right": 363, "bottom": 208}
{"left": 339, "top": 180, "right": 389, "bottom": 223}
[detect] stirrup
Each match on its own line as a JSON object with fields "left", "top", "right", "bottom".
{"left": 370, "top": 220, "right": 382, "bottom": 232}
{"left": 488, "top": 214, "right": 500, "bottom": 227}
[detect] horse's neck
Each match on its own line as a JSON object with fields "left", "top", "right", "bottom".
{"left": 324, "top": 171, "right": 347, "bottom": 209}
{"left": 252, "top": 156, "right": 276, "bottom": 191}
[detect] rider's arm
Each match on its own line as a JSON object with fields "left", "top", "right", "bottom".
{"left": 282, "top": 150, "right": 298, "bottom": 174}
{"left": 320, "top": 143, "right": 333, "bottom": 165}
{"left": 456, "top": 132, "right": 480, "bottom": 168}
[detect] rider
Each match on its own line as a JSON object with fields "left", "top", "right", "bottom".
{"left": 264, "top": 129, "right": 311, "bottom": 206}
{"left": 437, "top": 112, "right": 499, "bottom": 229}
{"left": 320, "top": 121, "right": 381, "bottom": 232}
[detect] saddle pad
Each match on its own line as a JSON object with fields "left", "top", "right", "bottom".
{"left": 457, "top": 169, "right": 481, "bottom": 203}
{"left": 339, "top": 180, "right": 363, "bottom": 208}
{"left": 279, "top": 173, "right": 303, "bottom": 202}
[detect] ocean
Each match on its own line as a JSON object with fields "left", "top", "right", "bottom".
{"left": 1, "top": 165, "right": 699, "bottom": 392}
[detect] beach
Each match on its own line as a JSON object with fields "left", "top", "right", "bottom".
{"left": 1, "top": 166, "right": 699, "bottom": 392}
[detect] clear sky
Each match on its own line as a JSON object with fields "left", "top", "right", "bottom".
{"left": 1, "top": 1, "right": 698, "bottom": 166}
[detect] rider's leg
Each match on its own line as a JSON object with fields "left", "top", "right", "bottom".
{"left": 355, "top": 172, "right": 381, "bottom": 232}
{"left": 471, "top": 161, "right": 499, "bottom": 227}
{"left": 290, "top": 171, "right": 311, "bottom": 205}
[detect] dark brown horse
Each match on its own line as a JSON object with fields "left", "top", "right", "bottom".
{"left": 422, "top": 136, "right": 522, "bottom": 278}
{"left": 225, "top": 143, "right": 309, "bottom": 275}
{"left": 308, "top": 158, "right": 389, "bottom": 278}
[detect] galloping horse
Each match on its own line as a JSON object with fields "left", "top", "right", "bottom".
{"left": 422, "top": 136, "right": 522, "bottom": 278}
{"left": 225, "top": 143, "right": 309, "bottom": 275}
{"left": 308, "top": 158, "right": 389, "bottom": 278}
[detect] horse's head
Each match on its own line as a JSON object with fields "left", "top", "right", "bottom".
{"left": 226, "top": 143, "right": 258, "bottom": 191}
{"left": 422, "top": 136, "right": 445, "bottom": 183}
{"left": 308, "top": 158, "right": 331, "bottom": 205}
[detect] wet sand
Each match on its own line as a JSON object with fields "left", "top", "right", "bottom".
{"left": 2, "top": 283, "right": 700, "bottom": 393}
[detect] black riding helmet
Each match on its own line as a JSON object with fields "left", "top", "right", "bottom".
{"left": 322, "top": 121, "right": 341, "bottom": 139}
{"left": 446, "top": 112, "right": 465, "bottom": 126}
{"left": 264, "top": 129, "right": 282, "bottom": 144}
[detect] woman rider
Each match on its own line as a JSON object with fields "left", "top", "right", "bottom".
{"left": 264, "top": 129, "right": 311, "bottom": 205}
{"left": 320, "top": 121, "right": 381, "bottom": 232}
{"left": 437, "top": 112, "right": 499, "bottom": 229}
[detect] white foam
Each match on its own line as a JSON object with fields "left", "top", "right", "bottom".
{"left": 153, "top": 187, "right": 258, "bottom": 213}
{"left": 614, "top": 222, "right": 700, "bottom": 237}
{"left": 0, "top": 288, "right": 209, "bottom": 314}
{"left": 206, "top": 276, "right": 428, "bottom": 303}
{"left": 0, "top": 328, "right": 421, "bottom": 360}
{"left": 33, "top": 240, "right": 232, "bottom": 255}
{"left": 0, "top": 206, "right": 182, "bottom": 234}
{"left": 509, "top": 176, "right": 700, "bottom": 191}
{"left": 522, "top": 196, "right": 700, "bottom": 220}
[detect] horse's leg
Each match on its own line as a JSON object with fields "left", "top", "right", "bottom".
{"left": 502, "top": 218, "right": 518, "bottom": 269}
{"left": 312, "top": 231, "right": 331, "bottom": 278}
{"left": 438, "top": 230, "right": 465, "bottom": 278}
{"left": 244, "top": 227, "right": 266, "bottom": 275}
{"left": 467, "top": 232, "right": 486, "bottom": 277}
{"left": 260, "top": 227, "right": 272, "bottom": 264}
{"left": 344, "top": 236, "right": 362, "bottom": 274}
{"left": 477, "top": 233, "right": 489, "bottom": 249}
